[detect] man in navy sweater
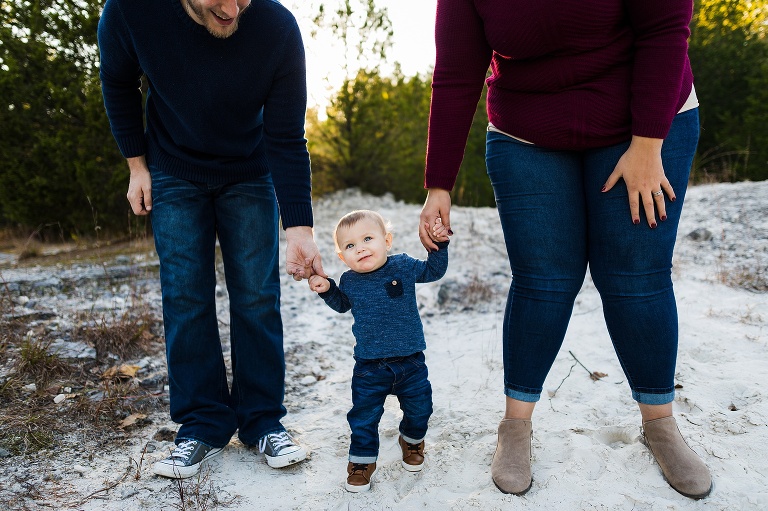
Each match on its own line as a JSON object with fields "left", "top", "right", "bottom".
{"left": 98, "top": 0, "right": 325, "bottom": 479}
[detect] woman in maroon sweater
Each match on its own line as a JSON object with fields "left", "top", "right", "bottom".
{"left": 419, "top": 0, "right": 711, "bottom": 499}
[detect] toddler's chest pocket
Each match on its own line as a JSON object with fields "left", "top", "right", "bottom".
{"left": 385, "top": 279, "right": 404, "bottom": 298}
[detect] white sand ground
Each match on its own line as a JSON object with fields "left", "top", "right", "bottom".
{"left": 61, "top": 181, "right": 768, "bottom": 510}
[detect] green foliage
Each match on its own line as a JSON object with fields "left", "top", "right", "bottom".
{"left": 311, "top": 0, "right": 393, "bottom": 75}
{"left": 452, "top": 85, "right": 494, "bottom": 207}
{"left": 2, "top": 0, "right": 767, "bottom": 238}
{"left": 0, "top": 0, "right": 128, "bottom": 239}
{"left": 689, "top": 0, "right": 768, "bottom": 182}
{"left": 308, "top": 0, "right": 494, "bottom": 207}
{"left": 308, "top": 67, "right": 495, "bottom": 208}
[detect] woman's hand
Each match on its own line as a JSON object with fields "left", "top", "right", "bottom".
{"left": 419, "top": 188, "right": 453, "bottom": 251}
{"left": 602, "top": 136, "right": 675, "bottom": 228}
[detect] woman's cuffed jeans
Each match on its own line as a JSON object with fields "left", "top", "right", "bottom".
{"left": 150, "top": 168, "right": 286, "bottom": 448}
{"left": 485, "top": 109, "right": 699, "bottom": 406}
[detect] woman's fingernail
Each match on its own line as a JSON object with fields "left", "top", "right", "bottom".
{"left": 633, "top": 219, "right": 640, "bottom": 225}
{"left": 671, "top": 196, "right": 676, "bottom": 202}
{"left": 601, "top": 186, "right": 607, "bottom": 192}
{"left": 661, "top": 215, "right": 667, "bottom": 221}
{"left": 448, "top": 229, "right": 454, "bottom": 235}
{"left": 651, "top": 223, "right": 657, "bottom": 229}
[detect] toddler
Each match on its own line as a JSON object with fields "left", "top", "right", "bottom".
{"left": 309, "top": 210, "right": 449, "bottom": 492}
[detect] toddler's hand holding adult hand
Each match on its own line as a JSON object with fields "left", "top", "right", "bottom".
{"left": 308, "top": 275, "right": 330, "bottom": 293}
{"left": 420, "top": 188, "right": 452, "bottom": 251}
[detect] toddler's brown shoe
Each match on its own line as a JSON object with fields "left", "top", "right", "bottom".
{"left": 345, "top": 462, "right": 376, "bottom": 492}
{"left": 399, "top": 436, "right": 425, "bottom": 472}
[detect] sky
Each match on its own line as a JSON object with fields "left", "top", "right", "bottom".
{"left": 287, "top": 0, "right": 438, "bottom": 111}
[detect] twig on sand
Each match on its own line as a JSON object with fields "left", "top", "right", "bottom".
{"left": 77, "top": 469, "right": 131, "bottom": 506}
{"left": 568, "top": 350, "right": 607, "bottom": 381}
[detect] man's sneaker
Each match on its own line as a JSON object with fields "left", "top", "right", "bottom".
{"left": 345, "top": 462, "right": 376, "bottom": 492}
{"left": 399, "top": 436, "right": 425, "bottom": 472}
{"left": 153, "top": 439, "right": 223, "bottom": 479}
{"left": 258, "top": 431, "right": 307, "bottom": 468}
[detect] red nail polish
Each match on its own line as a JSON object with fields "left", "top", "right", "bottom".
{"left": 671, "top": 196, "right": 676, "bottom": 202}
{"left": 633, "top": 219, "right": 640, "bottom": 225}
{"left": 601, "top": 186, "right": 607, "bottom": 192}
{"left": 661, "top": 215, "right": 667, "bottom": 221}
{"left": 448, "top": 229, "right": 454, "bottom": 235}
{"left": 651, "top": 223, "right": 657, "bottom": 229}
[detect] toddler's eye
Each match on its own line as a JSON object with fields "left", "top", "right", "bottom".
{"left": 364, "top": 236, "right": 372, "bottom": 242}
{"left": 345, "top": 243, "right": 354, "bottom": 250}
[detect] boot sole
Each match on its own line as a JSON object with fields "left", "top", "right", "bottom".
{"left": 345, "top": 481, "right": 372, "bottom": 492}
{"left": 401, "top": 461, "right": 423, "bottom": 472}
{"left": 492, "top": 477, "right": 532, "bottom": 496}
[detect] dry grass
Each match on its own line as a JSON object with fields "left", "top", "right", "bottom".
{"left": 75, "top": 307, "right": 160, "bottom": 362}
{"left": 0, "top": 294, "right": 165, "bottom": 458}
{"left": 170, "top": 467, "right": 239, "bottom": 511}
{"left": 719, "top": 262, "right": 768, "bottom": 292}
{"left": 0, "top": 237, "right": 238, "bottom": 509}
{"left": 464, "top": 274, "right": 496, "bottom": 305}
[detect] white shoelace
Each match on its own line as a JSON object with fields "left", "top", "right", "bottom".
{"left": 258, "top": 431, "right": 292, "bottom": 453}
{"left": 170, "top": 440, "right": 197, "bottom": 460}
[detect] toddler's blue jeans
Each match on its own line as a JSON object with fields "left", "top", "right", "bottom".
{"left": 348, "top": 351, "right": 432, "bottom": 463}
{"left": 485, "top": 109, "right": 699, "bottom": 405}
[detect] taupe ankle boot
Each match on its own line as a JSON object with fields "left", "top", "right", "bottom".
{"left": 641, "top": 416, "right": 712, "bottom": 499}
{"left": 491, "top": 419, "right": 533, "bottom": 495}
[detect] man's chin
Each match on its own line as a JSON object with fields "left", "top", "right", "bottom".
{"left": 206, "top": 20, "right": 239, "bottom": 38}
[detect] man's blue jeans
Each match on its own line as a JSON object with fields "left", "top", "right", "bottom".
{"left": 150, "top": 168, "right": 286, "bottom": 448}
{"left": 348, "top": 352, "right": 433, "bottom": 463}
{"left": 485, "top": 109, "right": 700, "bottom": 406}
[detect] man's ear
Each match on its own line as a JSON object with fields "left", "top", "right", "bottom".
{"left": 385, "top": 232, "right": 393, "bottom": 250}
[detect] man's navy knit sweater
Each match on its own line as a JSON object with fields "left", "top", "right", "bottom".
{"left": 318, "top": 243, "right": 449, "bottom": 360}
{"left": 97, "top": 0, "right": 312, "bottom": 228}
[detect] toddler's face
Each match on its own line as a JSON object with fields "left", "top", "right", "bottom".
{"left": 336, "top": 218, "right": 392, "bottom": 273}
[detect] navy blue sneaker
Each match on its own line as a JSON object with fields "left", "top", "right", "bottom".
{"left": 153, "top": 439, "right": 223, "bottom": 479}
{"left": 258, "top": 431, "right": 307, "bottom": 468}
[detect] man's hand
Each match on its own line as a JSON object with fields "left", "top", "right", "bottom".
{"left": 127, "top": 156, "right": 152, "bottom": 216}
{"left": 285, "top": 226, "right": 327, "bottom": 281}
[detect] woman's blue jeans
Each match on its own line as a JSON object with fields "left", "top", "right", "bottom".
{"left": 150, "top": 168, "right": 286, "bottom": 448}
{"left": 485, "top": 109, "right": 699, "bottom": 406}
{"left": 347, "top": 352, "right": 433, "bottom": 463}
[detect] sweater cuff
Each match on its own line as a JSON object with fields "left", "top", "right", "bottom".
{"left": 279, "top": 202, "right": 314, "bottom": 229}
{"left": 632, "top": 120, "right": 672, "bottom": 141}
{"left": 434, "top": 240, "right": 450, "bottom": 250}
{"left": 318, "top": 278, "right": 337, "bottom": 298}
{"left": 424, "top": 174, "right": 457, "bottom": 192}
{"left": 115, "top": 134, "right": 147, "bottom": 159}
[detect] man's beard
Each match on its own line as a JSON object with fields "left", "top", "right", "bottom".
{"left": 183, "top": 0, "right": 246, "bottom": 39}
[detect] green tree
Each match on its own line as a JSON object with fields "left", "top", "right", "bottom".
{"left": 689, "top": 0, "right": 768, "bottom": 182}
{"left": 308, "top": 0, "right": 394, "bottom": 192}
{"left": 452, "top": 84, "right": 494, "bottom": 207}
{"left": 307, "top": 0, "right": 494, "bottom": 207}
{"left": 0, "top": 0, "right": 128, "bottom": 239}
